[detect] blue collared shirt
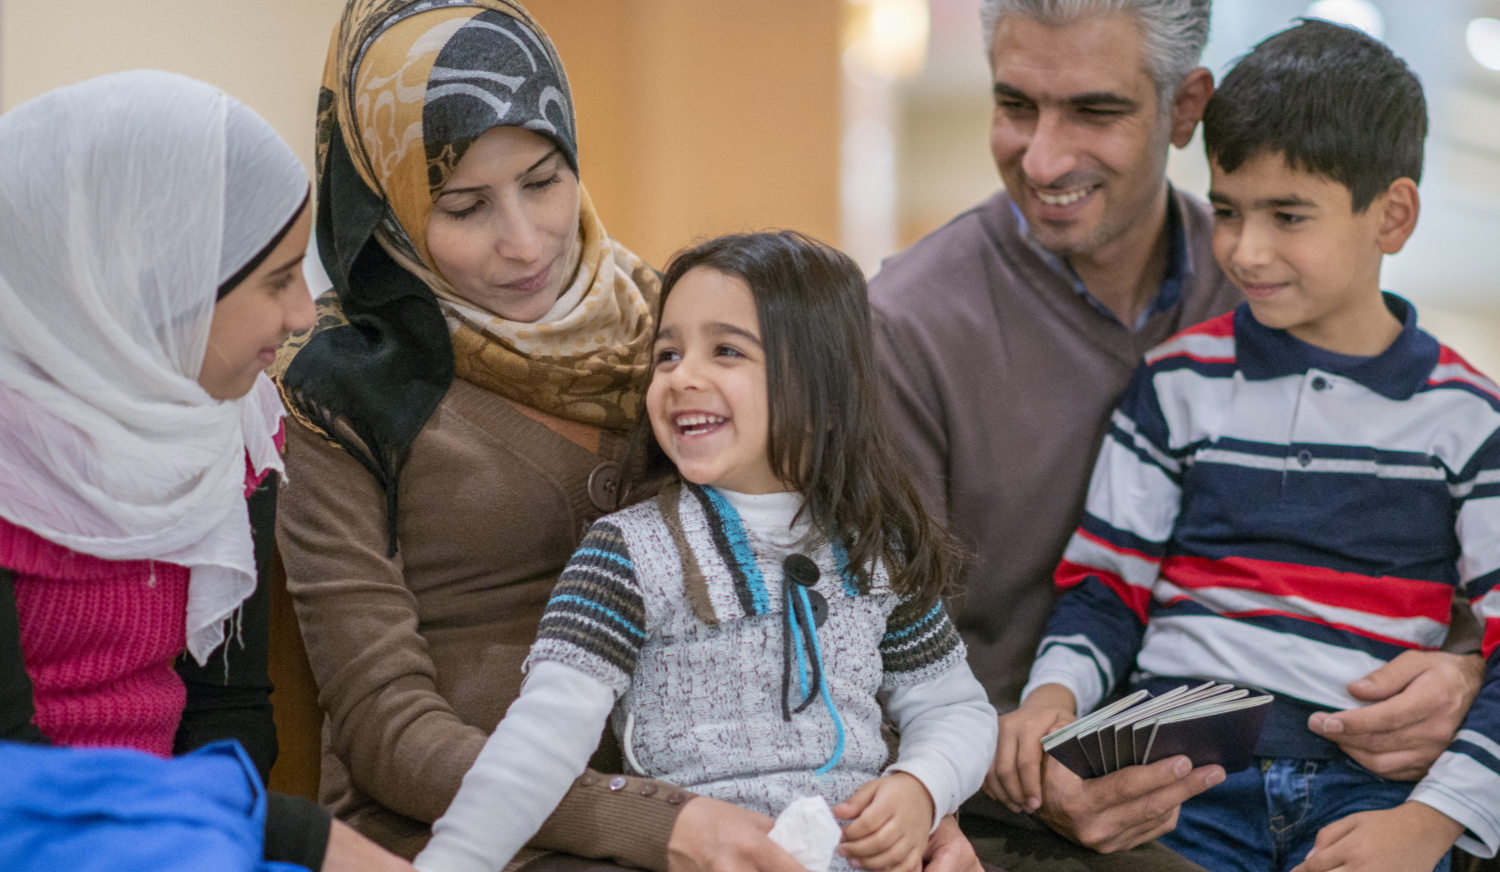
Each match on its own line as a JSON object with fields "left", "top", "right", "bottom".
{"left": 1012, "top": 189, "right": 1190, "bottom": 332}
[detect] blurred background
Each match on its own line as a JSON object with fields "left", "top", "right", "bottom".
{"left": 2, "top": 0, "right": 1496, "bottom": 793}
{"left": 1, "top": 0, "right": 1495, "bottom": 372}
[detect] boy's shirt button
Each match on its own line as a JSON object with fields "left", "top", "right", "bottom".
{"left": 1311, "top": 376, "right": 1329, "bottom": 391}
{"left": 1297, "top": 450, "right": 1313, "bottom": 467}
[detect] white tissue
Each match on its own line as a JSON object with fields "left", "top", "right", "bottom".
{"left": 767, "top": 796, "right": 844, "bottom": 872}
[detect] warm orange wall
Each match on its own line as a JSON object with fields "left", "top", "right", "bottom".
{"left": 0, "top": 0, "right": 842, "bottom": 270}
{"left": 528, "top": 0, "right": 843, "bottom": 268}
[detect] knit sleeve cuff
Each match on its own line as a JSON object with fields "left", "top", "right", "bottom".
{"left": 528, "top": 771, "right": 697, "bottom": 872}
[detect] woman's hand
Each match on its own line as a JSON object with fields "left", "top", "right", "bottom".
{"left": 322, "top": 819, "right": 418, "bottom": 872}
{"left": 667, "top": 795, "right": 805, "bottom": 872}
{"left": 986, "top": 683, "right": 1076, "bottom": 813}
{"left": 834, "top": 772, "right": 935, "bottom": 872}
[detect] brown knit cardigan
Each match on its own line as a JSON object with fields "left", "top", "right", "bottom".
{"left": 276, "top": 375, "right": 691, "bottom": 865}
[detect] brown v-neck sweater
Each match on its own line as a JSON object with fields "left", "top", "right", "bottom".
{"left": 277, "top": 376, "right": 687, "bottom": 865}
{"left": 869, "top": 189, "right": 1242, "bottom": 713}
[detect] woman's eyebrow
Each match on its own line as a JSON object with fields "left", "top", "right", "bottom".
{"left": 525, "top": 148, "right": 562, "bottom": 175}
{"left": 266, "top": 252, "right": 306, "bottom": 275}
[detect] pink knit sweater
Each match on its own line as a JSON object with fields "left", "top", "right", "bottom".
{"left": 3, "top": 430, "right": 281, "bottom": 756}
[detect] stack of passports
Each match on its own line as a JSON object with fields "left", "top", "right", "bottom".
{"left": 1043, "top": 682, "right": 1273, "bottom": 778}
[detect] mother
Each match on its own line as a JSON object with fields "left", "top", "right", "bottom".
{"left": 273, "top": 2, "right": 850, "bottom": 870}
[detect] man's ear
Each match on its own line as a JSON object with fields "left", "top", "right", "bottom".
{"left": 1170, "top": 68, "right": 1215, "bottom": 148}
{"left": 1377, "top": 178, "right": 1421, "bottom": 255}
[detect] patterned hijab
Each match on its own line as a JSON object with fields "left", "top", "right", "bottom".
{"left": 277, "top": 0, "right": 658, "bottom": 553}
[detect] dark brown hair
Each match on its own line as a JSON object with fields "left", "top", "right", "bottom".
{"left": 624, "top": 231, "right": 961, "bottom": 605}
{"left": 1205, "top": 19, "right": 1426, "bottom": 212}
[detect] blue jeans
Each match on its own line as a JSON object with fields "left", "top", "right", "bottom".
{"left": 1157, "top": 757, "right": 1450, "bottom": 872}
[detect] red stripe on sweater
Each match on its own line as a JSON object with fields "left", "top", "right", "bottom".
{"left": 1056, "top": 560, "right": 1152, "bottom": 624}
{"left": 1160, "top": 555, "right": 1451, "bottom": 623}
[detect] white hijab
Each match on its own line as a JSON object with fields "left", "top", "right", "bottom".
{"left": 0, "top": 71, "right": 309, "bottom": 663}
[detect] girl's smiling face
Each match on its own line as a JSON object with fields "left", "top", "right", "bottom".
{"left": 646, "top": 266, "right": 785, "bottom": 494}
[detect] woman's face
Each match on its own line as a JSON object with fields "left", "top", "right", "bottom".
{"left": 197, "top": 206, "right": 316, "bottom": 400}
{"left": 426, "top": 126, "right": 581, "bottom": 323}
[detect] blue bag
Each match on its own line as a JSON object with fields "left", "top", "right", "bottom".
{"left": 0, "top": 739, "right": 309, "bottom": 872}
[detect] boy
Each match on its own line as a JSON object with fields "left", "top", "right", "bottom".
{"left": 992, "top": 20, "right": 1500, "bottom": 872}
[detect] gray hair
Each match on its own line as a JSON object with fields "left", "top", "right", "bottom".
{"left": 979, "top": 0, "right": 1211, "bottom": 104}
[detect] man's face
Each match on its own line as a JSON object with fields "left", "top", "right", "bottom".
{"left": 989, "top": 12, "right": 1175, "bottom": 259}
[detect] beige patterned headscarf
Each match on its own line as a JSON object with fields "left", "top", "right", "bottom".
{"left": 314, "top": 0, "right": 658, "bottom": 429}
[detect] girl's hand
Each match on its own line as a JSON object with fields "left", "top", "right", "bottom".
{"left": 833, "top": 772, "right": 935, "bottom": 872}
{"left": 985, "top": 683, "right": 1076, "bottom": 813}
{"left": 1288, "top": 803, "right": 1464, "bottom": 872}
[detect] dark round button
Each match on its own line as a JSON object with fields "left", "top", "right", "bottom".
{"left": 639, "top": 783, "right": 658, "bottom": 797}
{"left": 588, "top": 462, "right": 622, "bottom": 512}
{"left": 784, "top": 554, "right": 821, "bottom": 588}
{"left": 1311, "top": 376, "right": 1329, "bottom": 391}
{"left": 1297, "top": 450, "right": 1313, "bottom": 467}
{"left": 609, "top": 775, "right": 628, "bottom": 791}
{"left": 805, "top": 589, "right": 829, "bottom": 627}
{"left": 666, "top": 791, "right": 688, "bottom": 805}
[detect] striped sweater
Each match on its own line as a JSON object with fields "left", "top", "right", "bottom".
{"left": 1025, "top": 297, "right": 1500, "bottom": 857}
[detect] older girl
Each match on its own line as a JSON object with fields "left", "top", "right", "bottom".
{"left": 0, "top": 70, "right": 407, "bottom": 871}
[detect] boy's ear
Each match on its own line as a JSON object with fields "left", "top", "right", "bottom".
{"left": 1377, "top": 178, "right": 1421, "bottom": 256}
{"left": 1170, "top": 68, "right": 1215, "bottom": 149}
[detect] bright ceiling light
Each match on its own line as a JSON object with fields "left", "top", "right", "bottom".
{"left": 843, "top": 0, "right": 930, "bottom": 86}
{"left": 1305, "top": 0, "right": 1386, "bottom": 40}
{"left": 1468, "top": 18, "right": 1500, "bottom": 71}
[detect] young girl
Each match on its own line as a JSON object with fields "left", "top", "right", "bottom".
{"left": 415, "top": 232, "right": 997, "bottom": 872}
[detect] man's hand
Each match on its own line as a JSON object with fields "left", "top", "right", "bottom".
{"left": 322, "top": 819, "right": 418, "bottom": 872}
{"left": 834, "top": 773, "right": 935, "bottom": 872}
{"left": 987, "top": 684, "right": 1077, "bottom": 813}
{"left": 921, "top": 816, "right": 981, "bottom": 872}
{"left": 1307, "top": 650, "right": 1484, "bottom": 780}
{"left": 667, "top": 796, "right": 806, "bottom": 872}
{"left": 1289, "top": 802, "right": 1464, "bottom": 872}
{"left": 1035, "top": 752, "right": 1224, "bottom": 854}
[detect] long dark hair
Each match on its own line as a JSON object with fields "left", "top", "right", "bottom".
{"left": 625, "top": 231, "right": 960, "bottom": 605}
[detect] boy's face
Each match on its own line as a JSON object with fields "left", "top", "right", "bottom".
{"left": 1209, "top": 151, "right": 1394, "bottom": 349}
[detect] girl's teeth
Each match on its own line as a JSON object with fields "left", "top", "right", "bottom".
{"left": 676, "top": 414, "right": 725, "bottom": 434}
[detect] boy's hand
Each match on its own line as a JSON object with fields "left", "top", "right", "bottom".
{"left": 1289, "top": 802, "right": 1464, "bottom": 872}
{"left": 985, "top": 683, "right": 1076, "bottom": 813}
{"left": 833, "top": 772, "right": 935, "bottom": 872}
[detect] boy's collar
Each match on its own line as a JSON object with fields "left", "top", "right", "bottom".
{"left": 1234, "top": 292, "right": 1439, "bottom": 400}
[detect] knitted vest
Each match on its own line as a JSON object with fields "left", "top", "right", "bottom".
{"left": 529, "top": 484, "right": 967, "bottom": 820}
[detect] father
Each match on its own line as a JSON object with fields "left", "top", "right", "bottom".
{"left": 869, "top": 0, "right": 1486, "bottom": 868}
